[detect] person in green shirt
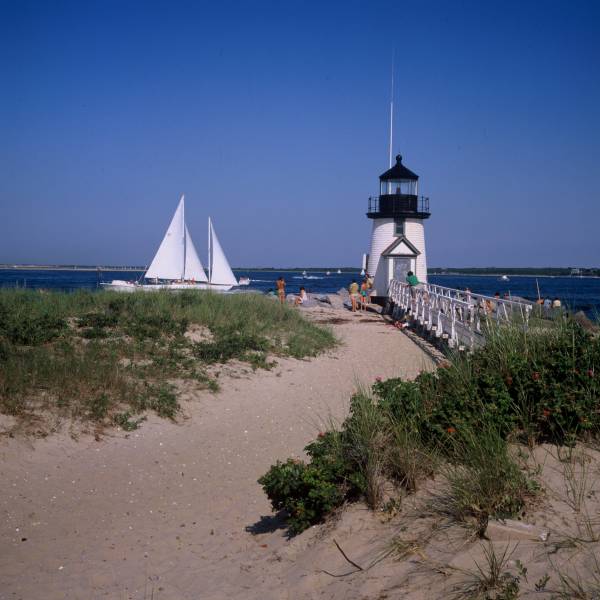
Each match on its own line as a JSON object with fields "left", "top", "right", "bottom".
{"left": 406, "top": 271, "right": 419, "bottom": 297}
{"left": 406, "top": 271, "right": 419, "bottom": 286}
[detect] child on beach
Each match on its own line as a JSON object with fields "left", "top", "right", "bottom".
{"left": 294, "top": 287, "right": 308, "bottom": 306}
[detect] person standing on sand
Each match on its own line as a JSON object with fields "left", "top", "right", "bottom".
{"left": 349, "top": 279, "right": 360, "bottom": 312}
{"left": 276, "top": 276, "right": 286, "bottom": 304}
{"left": 360, "top": 279, "right": 369, "bottom": 310}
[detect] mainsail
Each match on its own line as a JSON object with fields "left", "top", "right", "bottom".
{"left": 145, "top": 195, "right": 208, "bottom": 282}
{"left": 208, "top": 218, "right": 238, "bottom": 286}
{"left": 184, "top": 225, "right": 209, "bottom": 282}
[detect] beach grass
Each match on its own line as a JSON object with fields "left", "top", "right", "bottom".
{"left": 0, "top": 289, "right": 336, "bottom": 432}
{"left": 260, "top": 317, "right": 599, "bottom": 534}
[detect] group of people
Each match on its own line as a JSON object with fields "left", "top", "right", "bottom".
{"left": 274, "top": 276, "right": 308, "bottom": 306}
{"left": 348, "top": 273, "right": 374, "bottom": 312}
{"left": 536, "top": 297, "right": 562, "bottom": 309}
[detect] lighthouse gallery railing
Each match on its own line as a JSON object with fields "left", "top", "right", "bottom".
{"left": 388, "top": 280, "right": 534, "bottom": 350}
{"left": 367, "top": 195, "right": 430, "bottom": 216}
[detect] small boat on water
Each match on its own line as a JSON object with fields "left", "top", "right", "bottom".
{"left": 326, "top": 271, "right": 331, "bottom": 276}
{"left": 102, "top": 195, "right": 238, "bottom": 292}
{"left": 238, "top": 277, "right": 250, "bottom": 286}
{"left": 337, "top": 269, "right": 342, "bottom": 274}
{"left": 499, "top": 275, "right": 510, "bottom": 282}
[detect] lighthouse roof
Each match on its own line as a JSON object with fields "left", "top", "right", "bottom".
{"left": 379, "top": 154, "right": 419, "bottom": 181}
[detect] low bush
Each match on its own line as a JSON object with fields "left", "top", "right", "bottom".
{"left": 260, "top": 318, "right": 599, "bottom": 534}
{"left": 258, "top": 458, "right": 344, "bottom": 535}
{"left": 0, "top": 312, "right": 67, "bottom": 346}
{"left": 260, "top": 392, "right": 436, "bottom": 533}
{"left": 373, "top": 320, "right": 600, "bottom": 445}
{"left": 192, "top": 330, "right": 269, "bottom": 364}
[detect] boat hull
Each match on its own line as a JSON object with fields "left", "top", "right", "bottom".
{"left": 100, "top": 281, "right": 234, "bottom": 292}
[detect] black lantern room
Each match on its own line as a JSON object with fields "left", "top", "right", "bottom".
{"left": 367, "top": 154, "right": 430, "bottom": 219}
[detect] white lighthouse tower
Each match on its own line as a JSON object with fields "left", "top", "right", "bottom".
{"left": 366, "top": 154, "right": 430, "bottom": 297}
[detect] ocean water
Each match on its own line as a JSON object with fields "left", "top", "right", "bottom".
{"left": 0, "top": 269, "right": 598, "bottom": 317}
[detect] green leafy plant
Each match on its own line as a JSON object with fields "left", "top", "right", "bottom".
{"left": 258, "top": 459, "right": 344, "bottom": 535}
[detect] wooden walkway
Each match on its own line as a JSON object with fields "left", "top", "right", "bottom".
{"left": 387, "top": 280, "right": 534, "bottom": 350}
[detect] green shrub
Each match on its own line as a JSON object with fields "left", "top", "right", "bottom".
{"left": 0, "top": 312, "right": 66, "bottom": 345}
{"left": 0, "top": 337, "right": 10, "bottom": 363}
{"left": 258, "top": 458, "right": 344, "bottom": 535}
{"left": 112, "top": 411, "right": 146, "bottom": 431}
{"left": 135, "top": 383, "right": 179, "bottom": 419}
{"left": 87, "top": 393, "right": 111, "bottom": 421}
{"left": 124, "top": 312, "right": 188, "bottom": 340}
{"left": 259, "top": 319, "right": 598, "bottom": 534}
{"left": 77, "top": 312, "right": 118, "bottom": 329}
{"left": 192, "top": 331, "right": 270, "bottom": 364}
{"left": 373, "top": 321, "right": 600, "bottom": 445}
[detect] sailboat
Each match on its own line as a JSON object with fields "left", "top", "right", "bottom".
{"left": 102, "top": 195, "right": 238, "bottom": 292}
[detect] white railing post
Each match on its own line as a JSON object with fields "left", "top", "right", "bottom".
{"left": 386, "top": 279, "right": 533, "bottom": 349}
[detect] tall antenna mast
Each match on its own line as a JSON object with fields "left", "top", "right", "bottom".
{"left": 388, "top": 49, "right": 395, "bottom": 169}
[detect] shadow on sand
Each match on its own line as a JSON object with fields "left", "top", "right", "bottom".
{"left": 245, "top": 511, "right": 288, "bottom": 536}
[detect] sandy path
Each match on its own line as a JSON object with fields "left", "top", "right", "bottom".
{"left": 0, "top": 312, "right": 433, "bottom": 600}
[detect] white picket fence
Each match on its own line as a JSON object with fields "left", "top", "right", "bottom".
{"left": 387, "top": 280, "right": 534, "bottom": 350}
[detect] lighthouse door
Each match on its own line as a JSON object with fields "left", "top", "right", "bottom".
{"left": 393, "top": 257, "right": 411, "bottom": 282}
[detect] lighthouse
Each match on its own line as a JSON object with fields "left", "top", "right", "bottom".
{"left": 366, "top": 154, "right": 430, "bottom": 297}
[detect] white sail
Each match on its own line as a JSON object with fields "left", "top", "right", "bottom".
{"left": 209, "top": 218, "right": 238, "bottom": 286}
{"left": 184, "top": 225, "right": 208, "bottom": 282}
{"left": 145, "top": 195, "right": 208, "bottom": 282}
{"left": 145, "top": 195, "right": 185, "bottom": 280}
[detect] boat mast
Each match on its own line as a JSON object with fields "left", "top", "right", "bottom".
{"left": 208, "top": 217, "right": 212, "bottom": 284}
{"left": 181, "top": 195, "right": 186, "bottom": 281}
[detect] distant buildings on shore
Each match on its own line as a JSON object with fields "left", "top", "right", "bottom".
{"left": 0, "top": 264, "right": 145, "bottom": 272}
{"left": 429, "top": 267, "right": 599, "bottom": 277}
{"left": 1, "top": 264, "right": 598, "bottom": 278}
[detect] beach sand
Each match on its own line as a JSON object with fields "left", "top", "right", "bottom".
{"left": 0, "top": 307, "right": 433, "bottom": 599}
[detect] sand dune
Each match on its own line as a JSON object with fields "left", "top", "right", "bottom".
{"left": 1, "top": 308, "right": 432, "bottom": 599}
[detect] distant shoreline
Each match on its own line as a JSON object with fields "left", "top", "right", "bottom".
{"left": 0, "top": 265, "right": 359, "bottom": 273}
{"left": 432, "top": 272, "right": 600, "bottom": 280}
{"left": 1, "top": 264, "right": 598, "bottom": 278}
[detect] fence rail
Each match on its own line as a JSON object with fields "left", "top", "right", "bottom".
{"left": 387, "top": 280, "right": 534, "bottom": 349}
{"left": 367, "top": 195, "right": 430, "bottom": 216}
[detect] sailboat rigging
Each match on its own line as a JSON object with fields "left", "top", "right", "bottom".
{"left": 102, "top": 195, "right": 238, "bottom": 292}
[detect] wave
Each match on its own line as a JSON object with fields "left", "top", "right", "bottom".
{"left": 292, "top": 275, "right": 324, "bottom": 280}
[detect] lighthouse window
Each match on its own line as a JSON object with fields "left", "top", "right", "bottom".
{"left": 394, "top": 218, "right": 405, "bottom": 236}
{"left": 381, "top": 180, "right": 417, "bottom": 195}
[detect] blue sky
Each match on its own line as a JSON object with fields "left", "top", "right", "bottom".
{"left": 1, "top": 0, "right": 598, "bottom": 268}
